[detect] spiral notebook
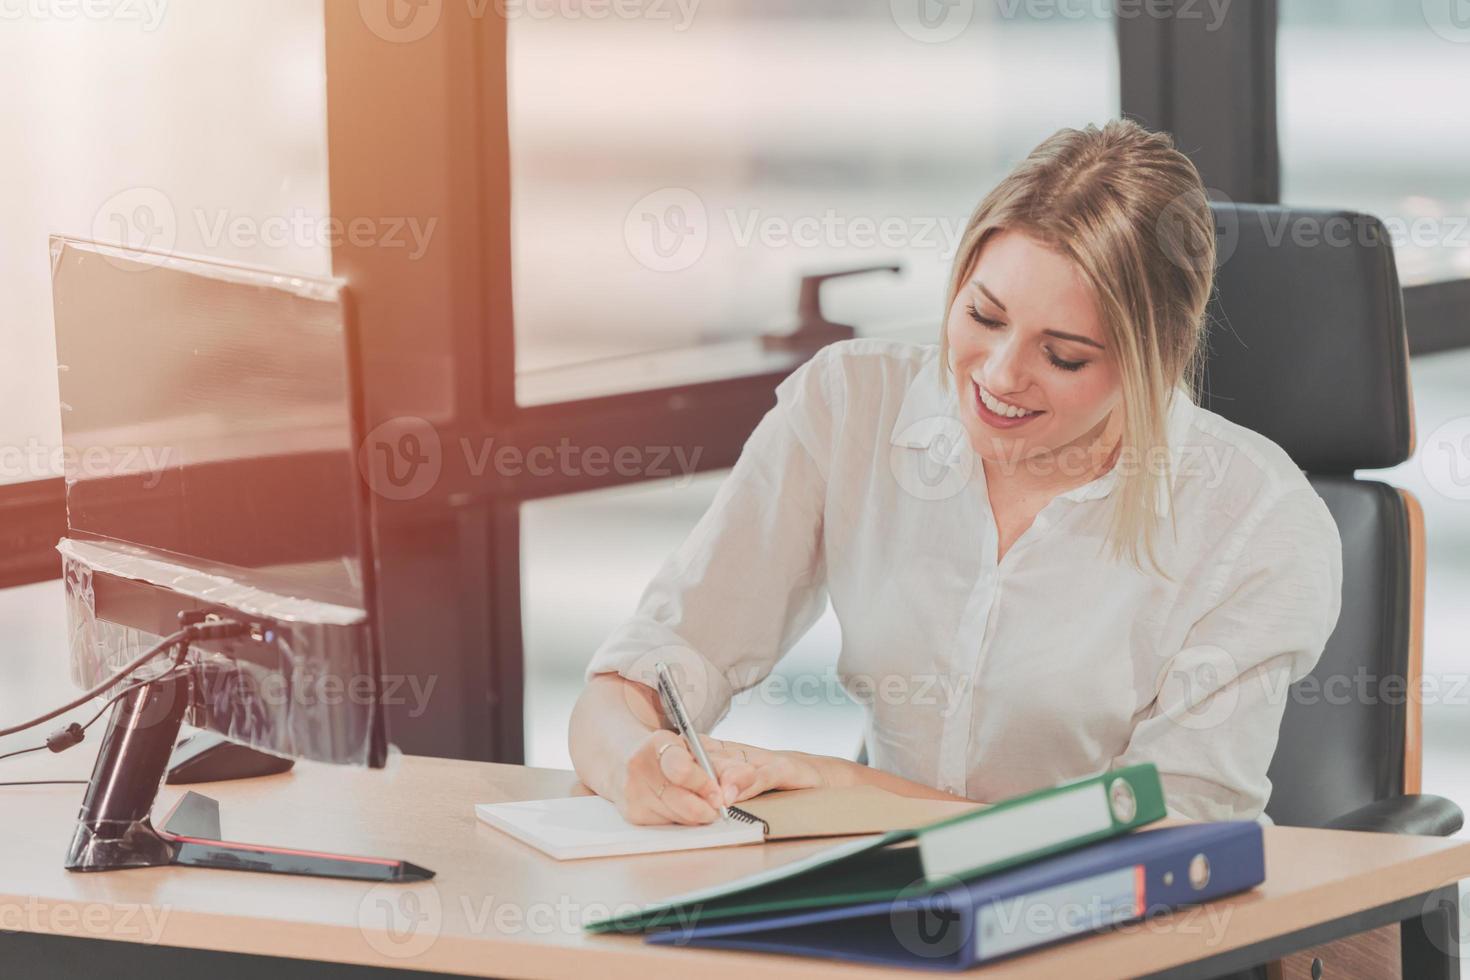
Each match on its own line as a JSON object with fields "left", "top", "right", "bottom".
{"left": 474, "top": 786, "right": 983, "bottom": 861}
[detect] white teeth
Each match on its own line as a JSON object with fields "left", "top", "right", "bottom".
{"left": 976, "top": 383, "right": 1037, "bottom": 419}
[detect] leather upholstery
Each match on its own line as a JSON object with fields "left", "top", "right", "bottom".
{"left": 1263, "top": 478, "right": 1410, "bottom": 827}
{"left": 1325, "top": 794, "right": 1465, "bottom": 837}
{"left": 1205, "top": 204, "right": 1459, "bottom": 833}
{"left": 1201, "top": 204, "right": 1413, "bottom": 473}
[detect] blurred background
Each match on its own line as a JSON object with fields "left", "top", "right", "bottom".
{"left": 1, "top": 0, "right": 1467, "bottom": 828}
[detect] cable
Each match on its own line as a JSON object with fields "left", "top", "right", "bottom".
{"left": 0, "top": 664, "right": 194, "bottom": 767}
{"left": 0, "top": 618, "right": 245, "bottom": 740}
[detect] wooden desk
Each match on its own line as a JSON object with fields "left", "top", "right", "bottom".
{"left": 2, "top": 748, "right": 1467, "bottom": 980}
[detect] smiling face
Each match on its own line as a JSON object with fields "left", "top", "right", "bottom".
{"left": 944, "top": 228, "right": 1123, "bottom": 472}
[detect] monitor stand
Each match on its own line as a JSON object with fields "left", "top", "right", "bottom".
{"left": 64, "top": 668, "right": 432, "bottom": 882}
{"left": 167, "top": 729, "right": 296, "bottom": 784}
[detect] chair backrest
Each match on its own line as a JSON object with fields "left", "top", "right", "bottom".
{"left": 1200, "top": 203, "right": 1417, "bottom": 828}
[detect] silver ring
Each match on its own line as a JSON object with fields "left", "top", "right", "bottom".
{"left": 655, "top": 740, "right": 677, "bottom": 764}
{"left": 655, "top": 778, "right": 668, "bottom": 799}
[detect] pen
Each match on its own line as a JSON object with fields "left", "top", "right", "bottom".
{"left": 653, "top": 660, "right": 731, "bottom": 821}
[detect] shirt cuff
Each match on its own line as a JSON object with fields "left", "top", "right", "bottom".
{"left": 583, "top": 619, "right": 738, "bottom": 733}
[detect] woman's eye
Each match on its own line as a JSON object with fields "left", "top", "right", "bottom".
{"left": 964, "top": 302, "right": 1089, "bottom": 372}
{"left": 965, "top": 303, "right": 1003, "bottom": 330}
{"left": 1047, "top": 351, "right": 1089, "bottom": 373}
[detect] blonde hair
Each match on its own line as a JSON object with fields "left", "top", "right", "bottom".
{"left": 939, "top": 118, "right": 1216, "bottom": 572}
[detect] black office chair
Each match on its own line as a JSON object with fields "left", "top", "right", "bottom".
{"left": 848, "top": 204, "right": 1462, "bottom": 979}
{"left": 857, "top": 204, "right": 1462, "bottom": 841}
{"left": 1202, "top": 202, "right": 1462, "bottom": 838}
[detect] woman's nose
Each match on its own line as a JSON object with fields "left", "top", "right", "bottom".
{"left": 983, "top": 335, "right": 1028, "bottom": 394}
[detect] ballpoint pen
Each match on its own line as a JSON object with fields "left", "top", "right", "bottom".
{"left": 653, "top": 660, "right": 731, "bottom": 821}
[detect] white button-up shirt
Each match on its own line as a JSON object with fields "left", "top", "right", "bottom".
{"left": 585, "top": 338, "right": 1343, "bottom": 822}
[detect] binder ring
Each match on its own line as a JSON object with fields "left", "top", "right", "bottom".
{"left": 1109, "top": 778, "right": 1138, "bottom": 823}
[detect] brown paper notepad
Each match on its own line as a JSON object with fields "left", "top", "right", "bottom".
{"left": 731, "top": 786, "right": 985, "bottom": 840}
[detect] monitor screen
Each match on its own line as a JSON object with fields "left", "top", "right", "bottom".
{"left": 50, "top": 237, "right": 386, "bottom": 766}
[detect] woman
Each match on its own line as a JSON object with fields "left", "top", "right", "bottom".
{"left": 568, "top": 119, "right": 1343, "bottom": 826}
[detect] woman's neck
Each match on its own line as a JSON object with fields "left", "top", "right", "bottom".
{"left": 982, "top": 409, "right": 1122, "bottom": 501}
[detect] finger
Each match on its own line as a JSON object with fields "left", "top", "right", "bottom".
{"left": 649, "top": 754, "right": 724, "bottom": 816}
{"left": 619, "top": 764, "right": 684, "bottom": 826}
{"left": 721, "top": 761, "right": 776, "bottom": 803}
{"left": 658, "top": 742, "right": 723, "bottom": 806}
{"left": 626, "top": 765, "right": 723, "bottom": 825}
{"left": 660, "top": 784, "right": 720, "bottom": 824}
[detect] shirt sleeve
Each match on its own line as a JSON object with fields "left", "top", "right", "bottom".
{"left": 1111, "top": 486, "right": 1344, "bottom": 822}
{"left": 581, "top": 345, "right": 843, "bottom": 733}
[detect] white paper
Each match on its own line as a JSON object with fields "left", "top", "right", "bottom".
{"left": 475, "top": 796, "right": 764, "bottom": 860}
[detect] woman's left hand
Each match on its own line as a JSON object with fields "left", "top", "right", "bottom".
{"left": 700, "top": 736, "right": 831, "bottom": 806}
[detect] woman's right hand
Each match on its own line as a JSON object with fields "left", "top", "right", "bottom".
{"left": 614, "top": 729, "right": 734, "bottom": 825}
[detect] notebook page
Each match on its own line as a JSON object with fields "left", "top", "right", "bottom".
{"left": 475, "top": 796, "right": 765, "bottom": 860}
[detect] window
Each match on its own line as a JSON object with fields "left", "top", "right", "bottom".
{"left": 1278, "top": 0, "right": 1470, "bottom": 284}
{"left": 508, "top": 0, "right": 1120, "bottom": 390}
{"left": 521, "top": 475, "right": 861, "bottom": 770}
{"left": 0, "top": 3, "right": 329, "bottom": 486}
{"left": 1281, "top": 0, "right": 1470, "bottom": 830}
{"left": 513, "top": 1, "right": 1122, "bottom": 763}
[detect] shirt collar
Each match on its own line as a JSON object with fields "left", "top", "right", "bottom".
{"left": 887, "top": 353, "right": 1197, "bottom": 515}
{"left": 1053, "top": 387, "right": 1196, "bottom": 518}
{"left": 888, "top": 357, "right": 968, "bottom": 463}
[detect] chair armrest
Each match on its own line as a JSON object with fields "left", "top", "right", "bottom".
{"left": 1324, "top": 794, "right": 1464, "bottom": 836}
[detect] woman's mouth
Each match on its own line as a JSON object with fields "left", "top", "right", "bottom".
{"left": 973, "top": 381, "right": 1044, "bottom": 430}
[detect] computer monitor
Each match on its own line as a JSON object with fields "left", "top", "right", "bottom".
{"left": 48, "top": 236, "right": 428, "bottom": 881}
